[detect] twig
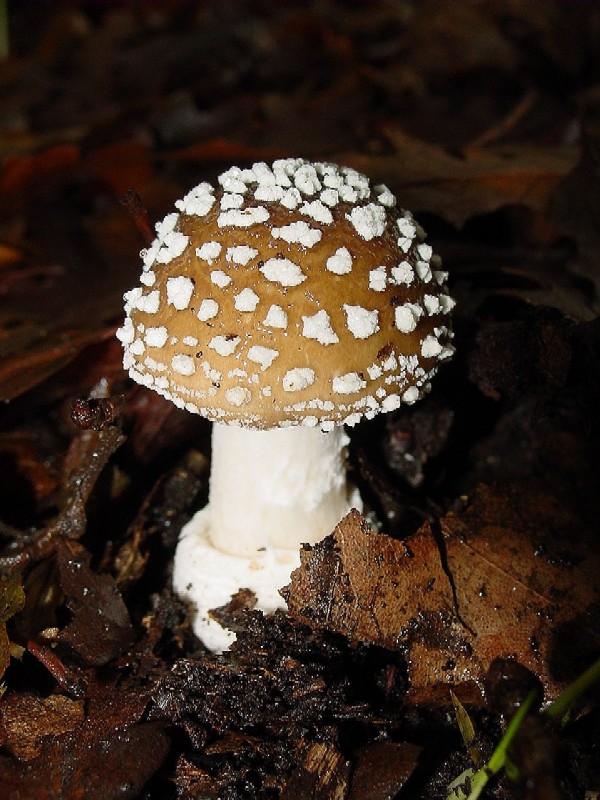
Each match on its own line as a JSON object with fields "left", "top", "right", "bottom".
{"left": 26, "top": 639, "right": 87, "bottom": 697}
{"left": 469, "top": 89, "right": 538, "bottom": 149}
{"left": 0, "top": 424, "right": 125, "bottom": 571}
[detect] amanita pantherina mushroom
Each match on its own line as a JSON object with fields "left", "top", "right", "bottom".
{"left": 118, "top": 158, "right": 454, "bottom": 650}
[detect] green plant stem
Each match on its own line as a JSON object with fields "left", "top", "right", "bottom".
{"left": 447, "top": 689, "right": 538, "bottom": 800}
{"left": 448, "top": 656, "right": 600, "bottom": 800}
{"left": 544, "top": 656, "right": 600, "bottom": 726}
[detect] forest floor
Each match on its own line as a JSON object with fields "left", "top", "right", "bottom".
{"left": 0, "top": 3, "right": 599, "bottom": 799}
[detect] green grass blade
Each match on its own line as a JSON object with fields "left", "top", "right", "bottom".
{"left": 446, "top": 688, "right": 537, "bottom": 800}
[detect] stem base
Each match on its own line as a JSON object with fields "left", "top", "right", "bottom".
{"left": 173, "top": 507, "right": 301, "bottom": 652}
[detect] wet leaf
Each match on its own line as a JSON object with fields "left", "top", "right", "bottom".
{"left": 0, "top": 144, "right": 81, "bottom": 199}
{"left": 1, "top": 3, "right": 600, "bottom": 797}
{"left": 284, "top": 492, "right": 600, "bottom": 704}
{"left": 0, "top": 571, "right": 25, "bottom": 679}
{"left": 283, "top": 510, "right": 472, "bottom": 703}
{"left": 0, "top": 328, "right": 115, "bottom": 403}
{"left": 0, "top": 678, "right": 169, "bottom": 800}
{"left": 56, "top": 540, "right": 134, "bottom": 666}
{"left": 0, "top": 693, "right": 84, "bottom": 761}
{"left": 441, "top": 484, "right": 600, "bottom": 690}
{"left": 347, "top": 741, "right": 422, "bottom": 800}
{"left": 0, "top": 181, "right": 145, "bottom": 401}
{"left": 170, "top": 138, "right": 284, "bottom": 166}
{"left": 114, "top": 460, "right": 206, "bottom": 587}
{"left": 468, "top": 309, "right": 572, "bottom": 401}
{"left": 0, "top": 430, "right": 61, "bottom": 520}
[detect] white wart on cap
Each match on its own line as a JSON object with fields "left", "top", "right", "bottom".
{"left": 118, "top": 158, "right": 455, "bottom": 430}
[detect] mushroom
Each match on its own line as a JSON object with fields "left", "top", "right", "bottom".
{"left": 117, "top": 158, "right": 455, "bottom": 650}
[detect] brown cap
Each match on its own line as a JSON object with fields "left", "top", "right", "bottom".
{"left": 118, "top": 159, "right": 454, "bottom": 430}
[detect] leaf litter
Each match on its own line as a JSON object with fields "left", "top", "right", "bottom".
{"left": 0, "top": 2, "right": 599, "bottom": 799}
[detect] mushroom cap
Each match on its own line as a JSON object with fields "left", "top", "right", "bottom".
{"left": 118, "top": 159, "right": 454, "bottom": 430}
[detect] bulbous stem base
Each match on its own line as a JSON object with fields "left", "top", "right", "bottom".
{"left": 172, "top": 423, "right": 361, "bottom": 650}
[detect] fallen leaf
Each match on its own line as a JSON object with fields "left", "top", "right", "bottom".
{"left": 0, "top": 571, "right": 25, "bottom": 679}
{"left": 397, "top": 3, "right": 519, "bottom": 82}
{"left": 0, "top": 161, "right": 147, "bottom": 401}
{"left": 0, "top": 242, "right": 23, "bottom": 267}
{"left": 56, "top": 540, "right": 134, "bottom": 666}
{"left": 169, "top": 138, "right": 284, "bottom": 165}
{"left": 284, "top": 491, "right": 600, "bottom": 704}
{"left": 81, "top": 140, "right": 153, "bottom": 198}
{"left": 0, "top": 144, "right": 80, "bottom": 198}
{"left": 549, "top": 133, "right": 600, "bottom": 311}
{"left": 441, "top": 483, "right": 600, "bottom": 688}
{"left": 0, "top": 431, "right": 61, "bottom": 519}
{"left": 468, "top": 309, "right": 572, "bottom": 401}
{"left": 0, "top": 678, "right": 169, "bottom": 800}
{"left": 0, "top": 327, "right": 116, "bottom": 403}
{"left": 341, "top": 131, "right": 577, "bottom": 227}
{"left": 347, "top": 741, "right": 422, "bottom": 800}
{"left": 283, "top": 510, "right": 475, "bottom": 704}
{"left": 114, "top": 460, "right": 206, "bottom": 587}
{"left": 0, "top": 693, "right": 84, "bottom": 761}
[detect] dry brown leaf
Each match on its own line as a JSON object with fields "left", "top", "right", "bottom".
{"left": 284, "top": 490, "right": 600, "bottom": 705}
{"left": 0, "top": 327, "right": 116, "bottom": 402}
{"left": 441, "top": 484, "right": 600, "bottom": 690}
{"left": 284, "top": 510, "right": 477, "bottom": 705}
{"left": 340, "top": 130, "right": 577, "bottom": 227}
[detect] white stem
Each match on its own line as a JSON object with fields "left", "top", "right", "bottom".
{"left": 173, "top": 422, "right": 362, "bottom": 650}
{"left": 208, "top": 423, "right": 357, "bottom": 556}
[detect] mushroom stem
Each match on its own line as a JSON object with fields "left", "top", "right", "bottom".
{"left": 172, "top": 422, "right": 361, "bottom": 651}
{"left": 208, "top": 422, "right": 359, "bottom": 556}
